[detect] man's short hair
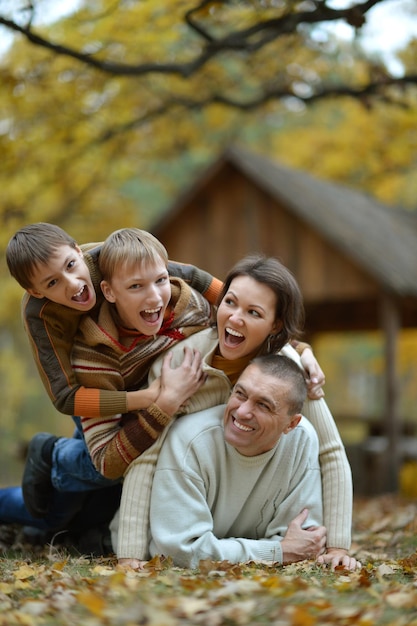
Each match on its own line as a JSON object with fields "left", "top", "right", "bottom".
{"left": 6, "top": 223, "right": 77, "bottom": 290}
{"left": 250, "top": 354, "right": 307, "bottom": 415}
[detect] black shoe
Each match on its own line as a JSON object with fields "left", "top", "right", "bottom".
{"left": 75, "top": 525, "right": 114, "bottom": 557}
{"left": 22, "top": 432, "right": 58, "bottom": 518}
{"left": 0, "top": 524, "right": 20, "bottom": 549}
{"left": 21, "top": 526, "right": 51, "bottom": 546}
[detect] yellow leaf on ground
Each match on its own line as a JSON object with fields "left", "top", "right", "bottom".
{"left": 76, "top": 590, "right": 106, "bottom": 617}
{"left": 0, "top": 582, "right": 14, "bottom": 594}
{"left": 13, "top": 565, "right": 38, "bottom": 580}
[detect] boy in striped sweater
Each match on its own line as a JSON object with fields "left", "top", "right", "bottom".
{"left": 70, "top": 227, "right": 216, "bottom": 480}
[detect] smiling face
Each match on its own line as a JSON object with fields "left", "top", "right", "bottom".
{"left": 27, "top": 244, "right": 97, "bottom": 311}
{"left": 223, "top": 363, "right": 301, "bottom": 456}
{"left": 100, "top": 258, "right": 171, "bottom": 334}
{"left": 216, "top": 275, "right": 280, "bottom": 360}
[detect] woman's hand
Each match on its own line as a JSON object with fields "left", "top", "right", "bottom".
{"left": 299, "top": 348, "right": 325, "bottom": 400}
{"left": 118, "top": 558, "right": 148, "bottom": 571}
{"left": 317, "top": 548, "right": 361, "bottom": 571}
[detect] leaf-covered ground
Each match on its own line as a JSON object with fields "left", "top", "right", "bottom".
{"left": 0, "top": 494, "right": 416, "bottom": 625}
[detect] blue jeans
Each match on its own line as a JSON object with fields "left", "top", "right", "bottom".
{"left": 52, "top": 417, "right": 121, "bottom": 492}
{"left": 0, "top": 484, "right": 122, "bottom": 532}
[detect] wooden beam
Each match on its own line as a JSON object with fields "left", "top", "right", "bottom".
{"left": 380, "top": 292, "right": 401, "bottom": 492}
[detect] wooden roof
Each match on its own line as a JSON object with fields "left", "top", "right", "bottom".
{"left": 227, "top": 147, "right": 417, "bottom": 296}
{"left": 153, "top": 146, "right": 417, "bottom": 297}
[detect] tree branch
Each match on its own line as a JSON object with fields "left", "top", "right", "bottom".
{"left": 96, "top": 73, "right": 417, "bottom": 143}
{"left": 0, "top": 0, "right": 384, "bottom": 77}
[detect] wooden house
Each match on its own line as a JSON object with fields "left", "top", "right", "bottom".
{"left": 151, "top": 146, "right": 417, "bottom": 493}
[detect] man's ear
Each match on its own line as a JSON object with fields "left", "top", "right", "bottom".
{"left": 26, "top": 288, "right": 44, "bottom": 299}
{"left": 283, "top": 414, "right": 302, "bottom": 435}
{"left": 101, "top": 280, "right": 116, "bottom": 303}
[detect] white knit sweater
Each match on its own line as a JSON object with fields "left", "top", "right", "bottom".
{"left": 149, "top": 407, "right": 322, "bottom": 567}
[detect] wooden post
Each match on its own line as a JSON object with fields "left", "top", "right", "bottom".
{"left": 380, "top": 292, "right": 401, "bottom": 492}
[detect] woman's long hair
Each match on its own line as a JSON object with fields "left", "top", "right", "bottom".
{"left": 217, "top": 254, "right": 305, "bottom": 355}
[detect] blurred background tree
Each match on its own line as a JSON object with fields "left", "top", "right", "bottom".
{"left": 0, "top": 0, "right": 416, "bottom": 484}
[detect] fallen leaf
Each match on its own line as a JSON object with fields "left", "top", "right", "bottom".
{"left": 386, "top": 590, "right": 417, "bottom": 609}
{"left": 76, "top": 590, "right": 106, "bottom": 616}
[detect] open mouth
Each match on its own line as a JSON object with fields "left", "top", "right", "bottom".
{"left": 72, "top": 285, "right": 89, "bottom": 303}
{"left": 233, "top": 417, "right": 253, "bottom": 432}
{"left": 225, "top": 327, "right": 244, "bottom": 346}
{"left": 140, "top": 308, "right": 162, "bottom": 324}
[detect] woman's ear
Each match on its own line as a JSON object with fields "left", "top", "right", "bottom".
{"left": 272, "top": 319, "right": 284, "bottom": 335}
{"left": 101, "top": 280, "right": 116, "bottom": 303}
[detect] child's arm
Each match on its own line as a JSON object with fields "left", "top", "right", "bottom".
{"left": 81, "top": 348, "right": 205, "bottom": 479}
{"left": 23, "top": 295, "right": 136, "bottom": 417}
{"left": 168, "top": 260, "right": 222, "bottom": 305}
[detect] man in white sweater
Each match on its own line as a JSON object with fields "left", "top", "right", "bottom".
{"left": 149, "top": 354, "right": 326, "bottom": 568}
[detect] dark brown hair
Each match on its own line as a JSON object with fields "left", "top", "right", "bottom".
{"left": 6, "top": 223, "right": 77, "bottom": 289}
{"left": 217, "top": 254, "right": 304, "bottom": 354}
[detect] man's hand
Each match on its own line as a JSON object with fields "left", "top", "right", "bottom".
{"left": 299, "top": 348, "right": 325, "bottom": 400}
{"left": 317, "top": 548, "right": 361, "bottom": 571}
{"left": 281, "top": 509, "right": 327, "bottom": 563}
{"left": 155, "top": 347, "right": 206, "bottom": 415}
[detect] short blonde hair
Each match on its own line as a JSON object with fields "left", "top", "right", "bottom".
{"left": 99, "top": 228, "right": 168, "bottom": 281}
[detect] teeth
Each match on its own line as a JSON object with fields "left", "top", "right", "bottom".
{"left": 74, "top": 286, "right": 84, "bottom": 297}
{"left": 233, "top": 418, "right": 253, "bottom": 432}
{"left": 226, "top": 327, "right": 243, "bottom": 338}
{"left": 144, "top": 308, "right": 160, "bottom": 314}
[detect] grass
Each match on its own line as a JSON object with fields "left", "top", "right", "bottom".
{"left": 0, "top": 494, "right": 416, "bottom": 625}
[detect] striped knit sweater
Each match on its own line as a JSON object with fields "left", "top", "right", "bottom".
{"left": 22, "top": 242, "right": 221, "bottom": 418}
{"left": 72, "top": 278, "right": 214, "bottom": 479}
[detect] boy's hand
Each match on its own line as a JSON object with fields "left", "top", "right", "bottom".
{"left": 155, "top": 347, "right": 206, "bottom": 415}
